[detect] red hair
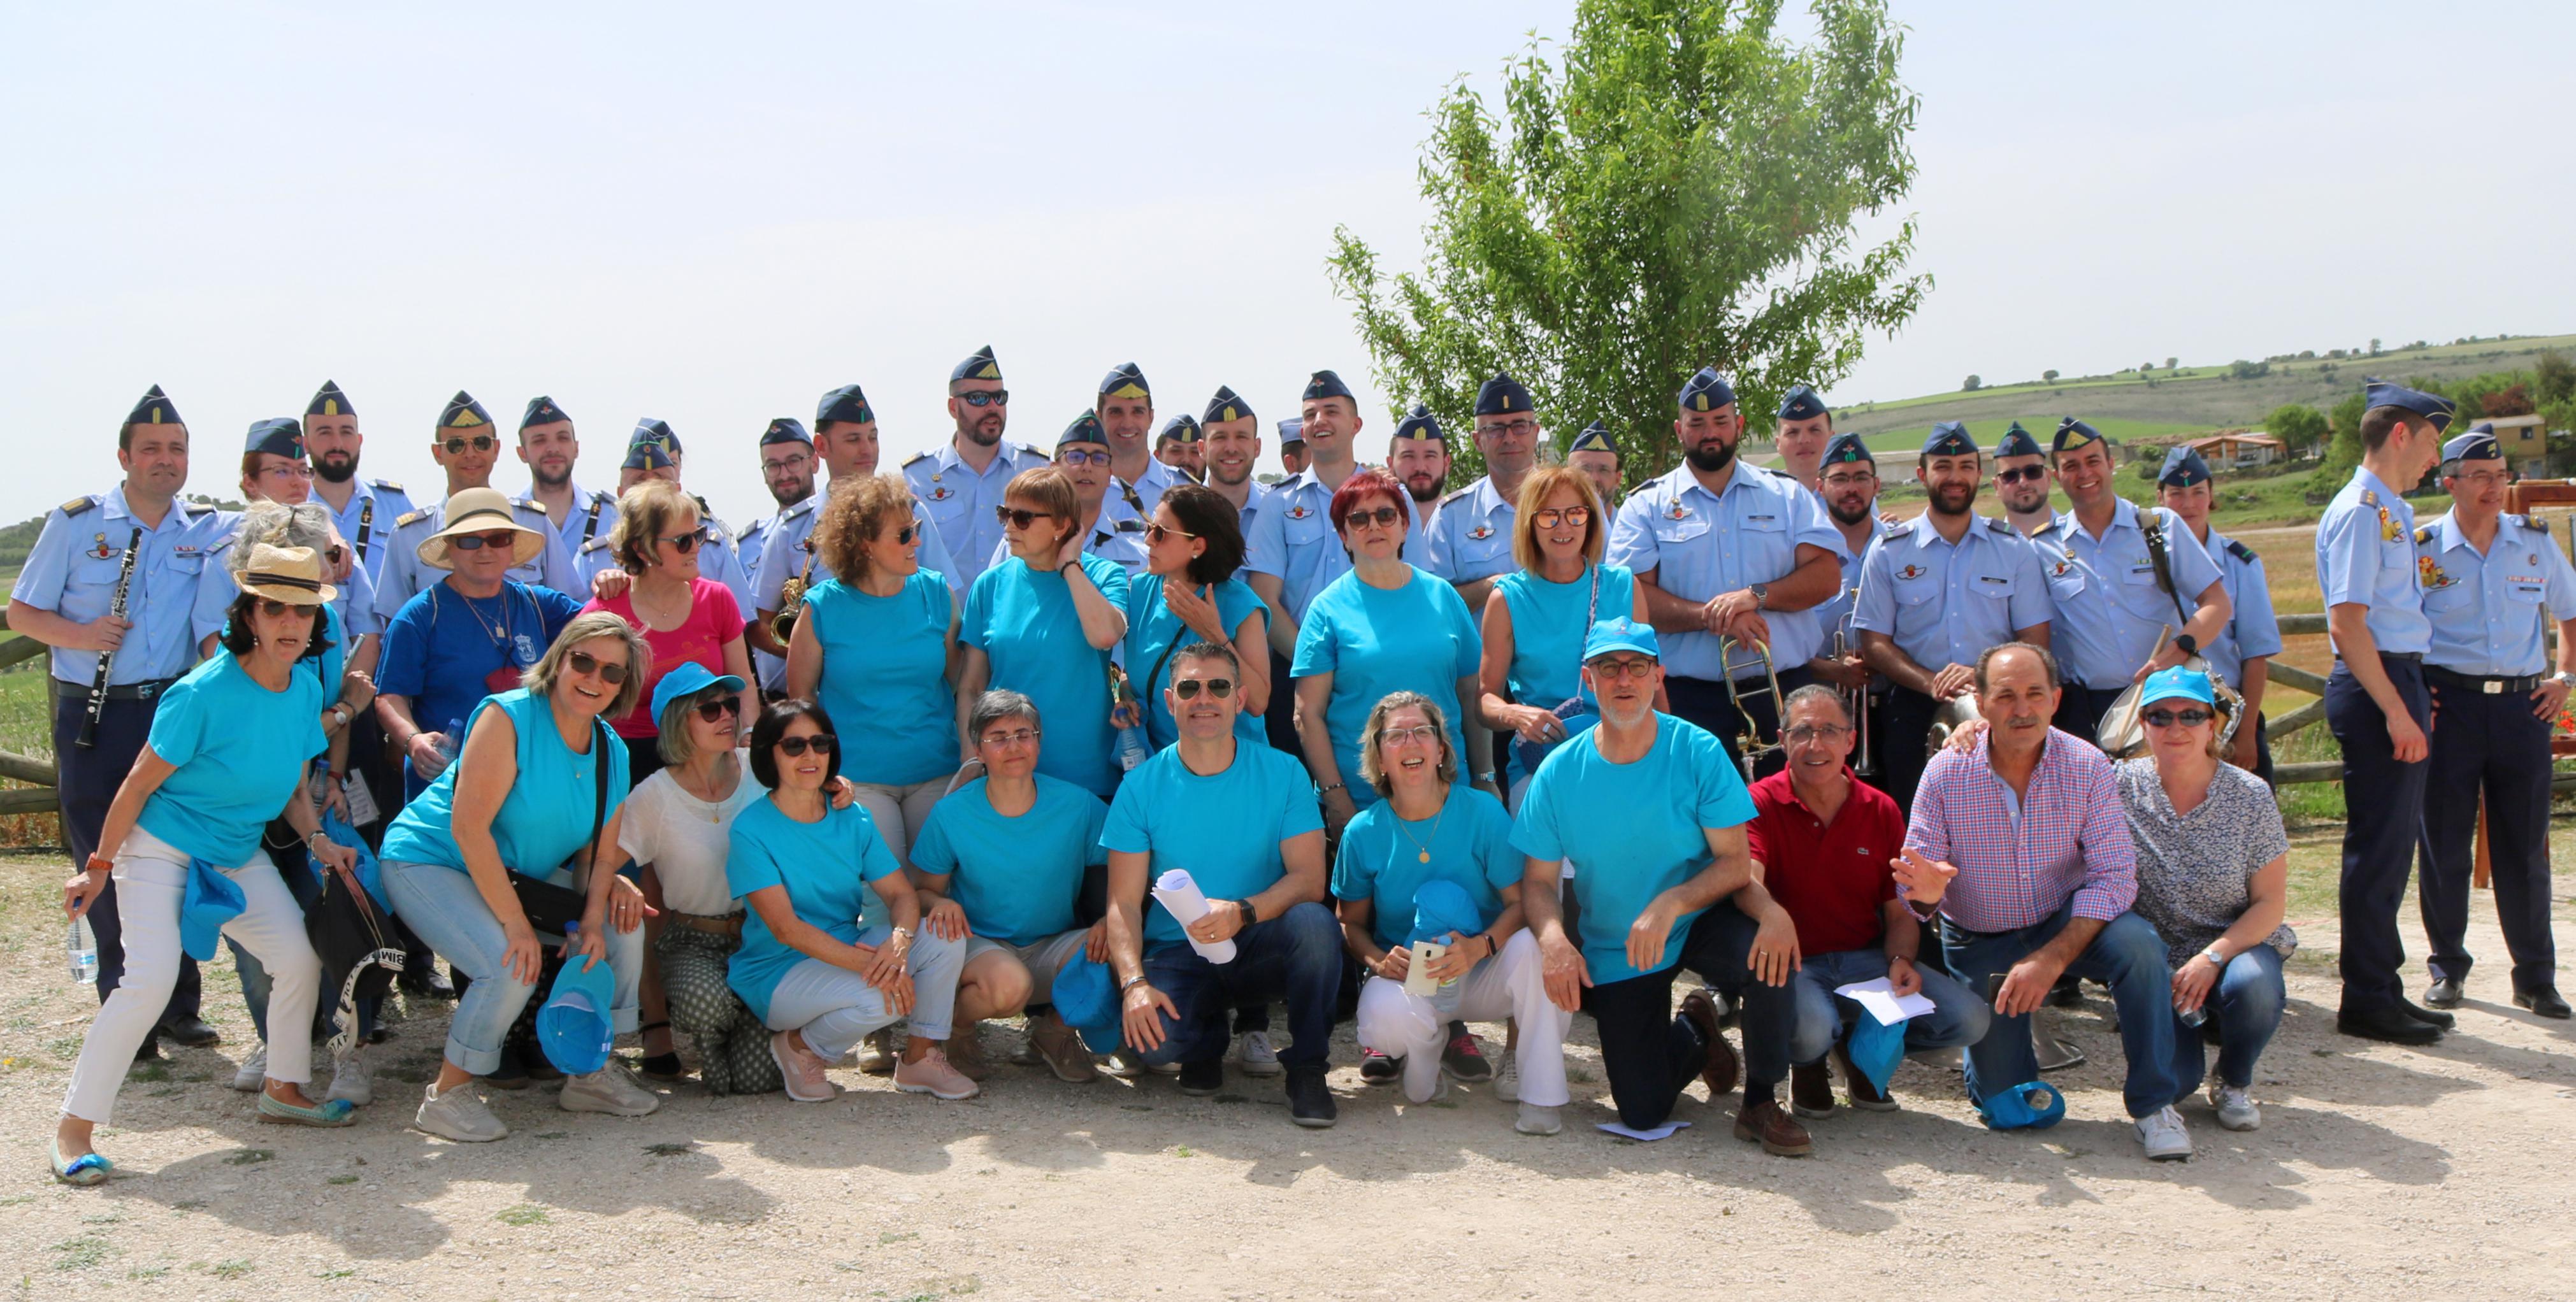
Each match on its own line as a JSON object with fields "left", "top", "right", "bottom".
{"left": 1328, "top": 468, "right": 1410, "bottom": 535}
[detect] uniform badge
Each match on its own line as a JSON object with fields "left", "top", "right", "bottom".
{"left": 514, "top": 633, "right": 538, "bottom": 666}
{"left": 1897, "top": 564, "right": 1926, "bottom": 580}
{"left": 2051, "top": 559, "right": 2071, "bottom": 577}
{"left": 927, "top": 485, "right": 953, "bottom": 501}
{"left": 2531, "top": 554, "right": 2542, "bottom": 567}
{"left": 2377, "top": 507, "right": 2400, "bottom": 542}
{"left": 89, "top": 533, "right": 113, "bottom": 559}
{"left": 1664, "top": 501, "right": 1689, "bottom": 521}
{"left": 2417, "top": 557, "right": 2449, "bottom": 589}
{"left": 1288, "top": 505, "right": 1313, "bottom": 520}
{"left": 1467, "top": 524, "right": 1494, "bottom": 541}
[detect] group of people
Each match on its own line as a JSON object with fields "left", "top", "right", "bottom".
{"left": 20, "top": 354, "right": 2566, "bottom": 1185}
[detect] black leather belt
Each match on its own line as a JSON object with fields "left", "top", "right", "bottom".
{"left": 2426, "top": 665, "right": 2542, "bottom": 694}
{"left": 53, "top": 676, "right": 177, "bottom": 702}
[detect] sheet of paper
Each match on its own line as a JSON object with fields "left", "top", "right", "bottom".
{"left": 1834, "top": 976, "right": 1938, "bottom": 1026}
{"left": 1596, "top": 1120, "right": 1691, "bottom": 1141}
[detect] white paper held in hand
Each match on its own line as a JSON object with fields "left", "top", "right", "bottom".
{"left": 1832, "top": 976, "right": 1938, "bottom": 1026}
{"left": 1152, "top": 869, "right": 1237, "bottom": 964}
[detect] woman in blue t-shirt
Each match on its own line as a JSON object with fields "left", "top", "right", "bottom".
{"left": 55, "top": 543, "right": 359, "bottom": 1185}
{"left": 956, "top": 466, "right": 1128, "bottom": 798}
{"left": 378, "top": 612, "right": 663, "bottom": 1143}
{"left": 1121, "top": 482, "right": 1270, "bottom": 751}
{"left": 726, "top": 699, "right": 976, "bottom": 1104}
{"left": 1478, "top": 466, "right": 1653, "bottom": 808}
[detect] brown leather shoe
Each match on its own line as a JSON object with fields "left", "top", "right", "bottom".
{"left": 1680, "top": 989, "right": 1739, "bottom": 1098}
{"left": 1834, "top": 1042, "right": 1897, "bottom": 1112}
{"left": 1790, "top": 1062, "right": 1836, "bottom": 1119}
{"left": 1732, "top": 1095, "right": 1814, "bottom": 1157}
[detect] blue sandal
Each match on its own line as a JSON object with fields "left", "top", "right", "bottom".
{"left": 50, "top": 1141, "right": 112, "bottom": 1186}
{"left": 257, "top": 1094, "right": 357, "bottom": 1127}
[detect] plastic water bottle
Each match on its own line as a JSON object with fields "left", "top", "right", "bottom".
{"left": 433, "top": 717, "right": 464, "bottom": 768}
{"left": 2178, "top": 1002, "right": 2206, "bottom": 1027}
{"left": 1115, "top": 722, "right": 1151, "bottom": 771}
{"left": 68, "top": 915, "right": 99, "bottom": 984}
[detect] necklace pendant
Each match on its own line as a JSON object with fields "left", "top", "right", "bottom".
{"left": 1418, "top": 850, "right": 1432, "bottom": 864}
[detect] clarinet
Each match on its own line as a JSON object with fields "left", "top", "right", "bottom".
{"left": 75, "top": 526, "right": 145, "bottom": 749}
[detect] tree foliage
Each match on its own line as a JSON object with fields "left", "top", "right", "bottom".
{"left": 1327, "top": 0, "right": 1927, "bottom": 487}
{"left": 2262, "top": 402, "right": 2328, "bottom": 455}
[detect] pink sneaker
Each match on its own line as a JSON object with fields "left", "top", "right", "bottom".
{"left": 893, "top": 1047, "right": 980, "bottom": 1100}
{"left": 772, "top": 1031, "right": 838, "bottom": 1103}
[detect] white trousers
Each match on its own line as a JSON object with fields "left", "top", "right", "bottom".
{"left": 1353, "top": 930, "right": 1571, "bottom": 1107}
{"left": 63, "top": 827, "right": 320, "bottom": 1124}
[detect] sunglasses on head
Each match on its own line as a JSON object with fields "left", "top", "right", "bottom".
{"left": 448, "top": 529, "right": 521, "bottom": 552}
{"left": 1342, "top": 505, "right": 1403, "bottom": 530}
{"left": 1144, "top": 521, "right": 1197, "bottom": 545}
{"left": 1171, "top": 677, "right": 1234, "bottom": 700}
{"left": 957, "top": 390, "right": 1009, "bottom": 408}
{"left": 440, "top": 435, "right": 498, "bottom": 455}
{"left": 777, "top": 733, "right": 837, "bottom": 757}
{"left": 996, "top": 506, "right": 1054, "bottom": 529}
{"left": 1529, "top": 506, "right": 1591, "bottom": 530}
{"left": 1057, "top": 448, "right": 1111, "bottom": 468}
{"left": 693, "top": 696, "right": 740, "bottom": 722}
{"left": 565, "top": 650, "right": 629, "bottom": 684}
{"left": 2141, "top": 707, "right": 2213, "bottom": 729}
{"left": 1996, "top": 466, "right": 2048, "bottom": 485}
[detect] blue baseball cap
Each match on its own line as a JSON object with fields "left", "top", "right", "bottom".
{"left": 651, "top": 661, "right": 746, "bottom": 724}
{"left": 536, "top": 941, "right": 618, "bottom": 1075}
{"left": 1050, "top": 953, "right": 1126, "bottom": 1054}
{"left": 1582, "top": 617, "right": 1660, "bottom": 662}
{"left": 2140, "top": 666, "right": 2216, "bottom": 708}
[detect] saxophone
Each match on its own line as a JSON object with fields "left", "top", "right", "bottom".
{"left": 772, "top": 539, "right": 816, "bottom": 645}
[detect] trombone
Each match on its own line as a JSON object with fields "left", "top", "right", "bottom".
{"left": 1830, "top": 587, "right": 1876, "bottom": 778}
{"left": 1718, "top": 634, "right": 1784, "bottom": 780}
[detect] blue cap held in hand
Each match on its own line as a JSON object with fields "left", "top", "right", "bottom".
{"left": 1051, "top": 952, "right": 1126, "bottom": 1054}
{"left": 536, "top": 930, "right": 619, "bottom": 1076}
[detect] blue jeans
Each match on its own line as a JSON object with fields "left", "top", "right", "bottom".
{"left": 380, "top": 858, "right": 644, "bottom": 1075}
{"left": 1135, "top": 902, "right": 1342, "bottom": 1070}
{"left": 2170, "top": 945, "right": 2286, "bottom": 1092}
{"left": 1784, "top": 947, "right": 1990, "bottom": 1067}
{"left": 1941, "top": 904, "right": 2182, "bottom": 1119}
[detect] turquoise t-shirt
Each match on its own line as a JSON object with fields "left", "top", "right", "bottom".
{"left": 1331, "top": 783, "right": 1519, "bottom": 950}
{"left": 725, "top": 799, "right": 902, "bottom": 1020}
{"left": 138, "top": 650, "right": 329, "bottom": 865}
{"left": 1290, "top": 568, "right": 1482, "bottom": 808}
{"left": 805, "top": 572, "right": 958, "bottom": 786}
{"left": 910, "top": 774, "right": 1109, "bottom": 947}
{"left": 1495, "top": 563, "right": 1634, "bottom": 785}
{"left": 961, "top": 554, "right": 1132, "bottom": 798}
{"left": 379, "top": 689, "right": 631, "bottom": 878}
{"left": 1508, "top": 713, "right": 1755, "bottom": 984}
{"left": 1123, "top": 573, "right": 1267, "bottom": 749}
{"left": 1100, "top": 740, "right": 1323, "bottom": 947}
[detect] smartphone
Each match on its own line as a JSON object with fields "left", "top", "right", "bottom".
{"left": 1985, "top": 971, "right": 2009, "bottom": 1004}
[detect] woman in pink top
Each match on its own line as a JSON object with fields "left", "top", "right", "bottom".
{"left": 582, "top": 480, "right": 759, "bottom": 787}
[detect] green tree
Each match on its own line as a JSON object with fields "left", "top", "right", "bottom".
{"left": 1962, "top": 374, "right": 1981, "bottom": 392}
{"left": 1327, "top": 0, "right": 1926, "bottom": 487}
{"left": 2042, "top": 368, "right": 2059, "bottom": 383}
{"left": 2263, "top": 402, "right": 2328, "bottom": 455}
{"left": 2537, "top": 350, "right": 2575, "bottom": 406}
{"left": 2313, "top": 388, "right": 2371, "bottom": 489}
{"left": 2166, "top": 356, "right": 2178, "bottom": 370}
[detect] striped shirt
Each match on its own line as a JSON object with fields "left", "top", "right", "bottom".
{"left": 1902, "top": 727, "right": 2136, "bottom": 933}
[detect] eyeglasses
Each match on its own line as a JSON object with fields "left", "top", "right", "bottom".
{"left": 449, "top": 529, "right": 521, "bottom": 552}
{"left": 1529, "top": 506, "right": 1591, "bottom": 530}
{"left": 2141, "top": 707, "right": 2214, "bottom": 729}
{"left": 1996, "top": 466, "right": 2048, "bottom": 485}
{"left": 1342, "top": 505, "right": 1403, "bottom": 530}
{"left": 777, "top": 733, "right": 837, "bottom": 757}
{"left": 439, "top": 435, "right": 498, "bottom": 455}
{"left": 659, "top": 526, "right": 707, "bottom": 553}
{"left": 979, "top": 727, "right": 1040, "bottom": 748}
{"left": 259, "top": 462, "right": 313, "bottom": 480}
{"left": 254, "top": 598, "right": 316, "bottom": 619}
{"left": 1782, "top": 724, "right": 1852, "bottom": 744}
{"left": 565, "top": 650, "right": 630, "bottom": 684}
{"left": 694, "top": 697, "right": 740, "bottom": 723}
{"left": 1144, "top": 522, "right": 1197, "bottom": 545}
{"left": 957, "top": 390, "right": 1009, "bottom": 408}
{"left": 761, "top": 454, "right": 813, "bottom": 474}
{"left": 889, "top": 524, "right": 918, "bottom": 545}
{"left": 1380, "top": 724, "right": 1441, "bottom": 746}
{"left": 996, "top": 506, "right": 1055, "bottom": 529}
{"left": 1477, "top": 420, "right": 1539, "bottom": 440}
{"left": 1171, "top": 677, "right": 1235, "bottom": 700}
{"left": 1057, "top": 448, "right": 1111, "bottom": 468}
{"left": 1586, "top": 657, "right": 1659, "bottom": 681}
{"left": 1822, "top": 471, "right": 1877, "bottom": 489}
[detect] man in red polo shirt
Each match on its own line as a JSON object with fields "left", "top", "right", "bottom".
{"left": 1747, "top": 686, "right": 1991, "bottom": 1118}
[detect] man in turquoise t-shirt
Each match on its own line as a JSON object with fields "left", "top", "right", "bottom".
{"left": 1101, "top": 640, "right": 1341, "bottom": 1127}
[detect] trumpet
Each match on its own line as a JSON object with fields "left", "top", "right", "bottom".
{"left": 770, "top": 540, "right": 817, "bottom": 645}
{"left": 1830, "top": 622, "right": 1877, "bottom": 778}
{"left": 1718, "top": 634, "right": 1784, "bottom": 780}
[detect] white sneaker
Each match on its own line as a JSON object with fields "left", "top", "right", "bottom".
{"left": 1102, "top": 1046, "right": 1146, "bottom": 1079}
{"left": 1514, "top": 1102, "right": 1562, "bottom": 1136}
{"left": 2208, "top": 1080, "right": 2261, "bottom": 1132}
{"left": 1234, "top": 1030, "right": 1283, "bottom": 1078}
{"left": 2136, "top": 1104, "right": 2192, "bottom": 1161}
{"left": 326, "top": 1047, "right": 374, "bottom": 1106}
{"left": 559, "top": 1064, "right": 661, "bottom": 1117}
{"left": 415, "top": 1080, "right": 508, "bottom": 1142}
{"left": 230, "top": 1045, "right": 268, "bottom": 1092}
{"left": 1493, "top": 1052, "right": 1521, "bottom": 1103}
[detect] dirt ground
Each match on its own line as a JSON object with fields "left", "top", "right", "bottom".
{"left": 3, "top": 836, "right": 2573, "bottom": 1302}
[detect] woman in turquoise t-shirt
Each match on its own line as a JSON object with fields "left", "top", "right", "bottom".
{"left": 55, "top": 543, "right": 359, "bottom": 1184}
{"left": 956, "top": 466, "right": 1129, "bottom": 798}
{"left": 786, "top": 473, "right": 962, "bottom": 869}
{"left": 1478, "top": 467, "right": 1652, "bottom": 806}
{"left": 1121, "top": 483, "right": 1270, "bottom": 750}
{"left": 727, "top": 699, "right": 975, "bottom": 1104}
{"left": 1292, "top": 469, "right": 1489, "bottom": 837}
{"left": 378, "top": 612, "right": 663, "bottom": 1143}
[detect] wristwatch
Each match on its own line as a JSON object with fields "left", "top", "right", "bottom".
{"left": 2174, "top": 633, "right": 2199, "bottom": 657}
{"left": 1232, "top": 897, "right": 1260, "bottom": 926}
{"left": 2201, "top": 943, "right": 2227, "bottom": 967}
{"left": 1747, "top": 583, "right": 1769, "bottom": 610}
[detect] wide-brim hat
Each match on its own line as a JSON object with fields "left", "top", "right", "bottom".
{"left": 419, "top": 487, "right": 544, "bottom": 570}
{"left": 232, "top": 542, "right": 338, "bottom": 606}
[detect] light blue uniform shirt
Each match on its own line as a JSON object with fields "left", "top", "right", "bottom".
{"left": 2416, "top": 510, "right": 2576, "bottom": 676}
{"left": 136, "top": 650, "right": 329, "bottom": 866}
{"left": 803, "top": 573, "right": 958, "bottom": 787}
{"left": 2031, "top": 499, "right": 2226, "bottom": 690}
{"left": 372, "top": 494, "right": 578, "bottom": 623}
{"left": 1234, "top": 480, "right": 1270, "bottom": 542}
{"left": 1406, "top": 493, "right": 1443, "bottom": 575}
{"left": 190, "top": 529, "right": 381, "bottom": 649}
{"left": 910, "top": 774, "right": 1109, "bottom": 947}
{"left": 10, "top": 486, "right": 227, "bottom": 685}
{"left": 905, "top": 441, "right": 1054, "bottom": 593}
{"left": 2194, "top": 526, "right": 2282, "bottom": 689}
{"left": 1114, "top": 458, "right": 1184, "bottom": 526}
{"left": 2314, "top": 468, "right": 2430, "bottom": 657}
{"left": 1100, "top": 740, "right": 1323, "bottom": 947}
{"left": 734, "top": 506, "right": 791, "bottom": 692}
{"left": 1853, "top": 515, "right": 2052, "bottom": 674}
{"left": 1242, "top": 468, "right": 1350, "bottom": 626}
{"left": 526, "top": 483, "right": 619, "bottom": 561}
{"left": 961, "top": 554, "right": 1132, "bottom": 798}
{"left": 378, "top": 688, "right": 630, "bottom": 876}
{"left": 726, "top": 800, "right": 901, "bottom": 1020}
{"left": 572, "top": 504, "right": 752, "bottom": 613}
{"left": 1815, "top": 514, "right": 1890, "bottom": 648}
{"left": 1606, "top": 464, "right": 1841, "bottom": 681}
{"left": 1123, "top": 574, "right": 1267, "bottom": 749}
{"left": 1509, "top": 713, "right": 1755, "bottom": 984}
{"left": 1332, "top": 783, "right": 1519, "bottom": 950}
{"left": 317, "top": 478, "right": 417, "bottom": 585}
{"left": 1292, "top": 568, "right": 1484, "bottom": 809}
{"left": 1426, "top": 476, "right": 1518, "bottom": 585}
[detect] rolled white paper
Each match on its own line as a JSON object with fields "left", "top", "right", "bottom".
{"left": 1153, "top": 869, "right": 1238, "bottom": 964}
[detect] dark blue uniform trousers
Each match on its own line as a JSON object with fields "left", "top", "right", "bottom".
{"left": 2325, "top": 656, "right": 2432, "bottom": 1015}
{"left": 2418, "top": 671, "right": 2557, "bottom": 991}
{"left": 53, "top": 687, "right": 201, "bottom": 1021}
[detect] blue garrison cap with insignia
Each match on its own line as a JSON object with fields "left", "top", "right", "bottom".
{"left": 1203, "top": 385, "right": 1254, "bottom": 426}
{"left": 1058, "top": 410, "right": 1108, "bottom": 448}
{"left": 1278, "top": 418, "right": 1306, "bottom": 447}
{"left": 816, "top": 384, "right": 874, "bottom": 427}
{"left": 2442, "top": 430, "right": 2501, "bottom": 465}
{"left": 1922, "top": 422, "right": 1978, "bottom": 457}
{"left": 1098, "top": 362, "right": 1150, "bottom": 402}
{"left": 951, "top": 345, "right": 1002, "bottom": 384}
{"left": 630, "top": 418, "right": 680, "bottom": 454}
{"left": 621, "top": 440, "right": 675, "bottom": 472}
{"left": 519, "top": 395, "right": 570, "bottom": 431}
{"left": 2050, "top": 417, "right": 2105, "bottom": 454}
{"left": 244, "top": 418, "right": 305, "bottom": 459}
{"left": 1569, "top": 420, "right": 1618, "bottom": 455}
{"left": 1393, "top": 404, "right": 1444, "bottom": 443}
{"left": 1158, "top": 413, "right": 1201, "bottom": 445}
{"left": 1822, "top": 431, "right": 1873, "bottom": 465}
{"left": 306, "top": 380, "right": 354, "bottom": 419}
{"left": 1776, "top": 384, "right": 1829, "bottom": 422}
{"left": 1301, "top": 370, "right": 1353, "bottom": 403}
{"left": 1994, "top": 420, "right": 2043, "bottom": 459}
{"left": 2157, "top": 446, "right": 2213, "bottom": 487}
{"left": 438, "top": 391, "right": 493, "bottom": 431}
{"left": 125, "top": 384, "right": 182, "bottom": 429}
{"left": 1474, "top": 373, "right": 1532, "bottom": 417}
{"left": 2363, "top": 379, "right": 2456, "bottom": 434}
{"left": 1678, "top": 368, "right": 1736, "bottom": 413}
{"left": 761, "top": 417, "right": 812, "bottom": 447}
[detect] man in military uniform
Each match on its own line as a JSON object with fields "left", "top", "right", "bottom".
{"left": 1277, "top": 418, "right": 1309, "bottom": 477}
{"left": 301, "top": 380, "right": 415, "bottom": 585}
{"left": 1429, "top": 373, "right": 1543, "bottom": 607}
{"left": 1386, "top": 404, "right": 1450, "bottom": 566}
{"left": 1096, "top": 361, "right": 1183, "bottom": 525}
{"left": 2317, "top": 380, "right": 2454, "bottom": 1045}
{"left": 1772, "top": 384, "right": 1835, "bottom": 491}
{"left": 574, "top": 420, "right": 755, "bottom": 611}
{"left": 196, "top": 418, "right": 380, "bottom": 669}
{"left": 1991, "top": 422, "right": 2054, "bottom": 537}
{"left": 760, "top": 387, "right": 964, "bottom": 674}
{"left": 1200, "top": 386, "right": 1267, "bottom": 538}
{"left": 907, "top": 346, "right": 1052, "bottom": 592}
{"left": 2155, "top": 447, "right": 2279, "bottom": 782}
{"left": 373, "top": 392, "right": 577, "bottom": 622}
{"left": 997, "top": 413, "right": 1147, "bottom": 575}
{"left": 1246, "top": 371, "right": 1369, "bottom": 762}
{"left": 2413, "top": 427, "right": 2576, "bottom": 1021}
{"left": 1567, "top": 420, "right": 1622, "bottom": 509}
{"left": 737, "top": 417, "right": 817, "bottom": 694}
{"left": 1608, "top": 368, "right": 1843, "bottom": 779}
{"left": 1852, "top": 422, "right": 2053, "bottom": 814}
{"left": 8, "top": 386, "right": 229, "bottom": 1055}
{"left": 515, "top": 396, "right": 618, "bottom": 561}
{"left": 1807, "top": 431, "right": 1888, "bottom": 761}
{"left": 2030, "top": 418, "right": 2231, "bottom": 745}
{"left": 1156, "top": 414, "right": 1205, "bottom": 483}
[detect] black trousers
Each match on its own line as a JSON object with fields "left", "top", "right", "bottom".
{"left": 2054, "top": 684, "right": 2128, "bottom": 752}
{"left": 1665, "top": 666, "right": 1813, "bottom": 781}
{"left": 2244, "top": 710, "right": 2275, "bottom": 787}
{"left": 53, "top": 686, "right": 201, "bottom": 1022}
{"left": 1586, "top": 966, "right": 1708, "bottom": 1130}
{"left": 2419, "top": 671, "right": 2557, "bottom": 991}
{"left": 2326, "top": 656, "right": 2432, "bottom": 1015}
{"left": 1263, "top": 647, "right": 1304, "bottom": 763}
{"left": 1677, "top": 901, "right": 1798, "bottom": 1094}
{"left": 1879, "top": 685, "right": 1943, "bottom": 819}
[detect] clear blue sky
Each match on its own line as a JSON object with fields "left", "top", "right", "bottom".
{"left": 4, "top": 2, "right": 2568, "bottom": 526}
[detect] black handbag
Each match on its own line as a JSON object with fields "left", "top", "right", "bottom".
{"left": 505, "top": 717, "right": 613, "bottom": 938}
{"left": 306, "top": 859, "right": 404, "bottom": 1058}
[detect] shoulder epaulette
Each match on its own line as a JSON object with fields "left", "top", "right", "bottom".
{"left": 512, "top": 497, "right": 545, "bottom": 512}
{"left": 2226, "top": 538, "right": 2258, "bottom": 564}
{"left": 703, "top": 517, "right": 731, "bottom": 540}
{"left": 183, "top": 501, "right": 216, "bottom": 516}
{"left": 781, "top": 496, "right": 817, "bottom": 520}
{"left": 901, "top": 450, "right": 933, "bottom": 468}
{"left": 693, "top": 493, "right": 713, "bottom": 516}
{"left": 59, "top": 494, "right": 99, "bottom": 516}
{"left": 370, "top": 478, "right": 405, "bottom": 494}
{"left": 591, "top": 489, "right": 616, "bottom": 506}
{"left": 1113, "top": 518, "right": 1145, "bottom": 533}
{"left": 1439, "top": 485, "right": 1475, "bottom": 507}
{"left": 395, "top": 509, "right": 429, "bottom": 527}
{"left": 2412, "top": 524, "right": 2434, "bottom": 545}
{"left": 1883, "top": 517, "right": 1916, "bottom": 534}
{"left": 1982, "top": 515, "right": 2013, "bottom": 534}
{"left": 2518, "top": 513, "right": 2550, "bottom": 531}
{"left": 582, "top": 536, "right": 613, "bottom": 554}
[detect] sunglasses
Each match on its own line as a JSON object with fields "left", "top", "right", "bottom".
{"left": 659, "top": 526, "right": 707, "bottom": 553}
{"left": 889, "top": 523, "right": 918, "bottom": 545}
{"left": 1380, "top": 724, "right": 1441, "bottom": 745}
{"left": 1342, "top": 505, "right": 1404, "bottom": 530}
{"left": 777, "top": 733, "right": 837, "bottom": 757}
{"left": 440, "top": 435, "right": 498, "bottom": 455}
{"left": 449, "top": 529, "right": 521, "bottom": 552}
{"left": 1144, "top": 522, "right": 1197, "bottom": 545}
{"left": 694, "top": 697, "right": 740, "bottom": 723}
{"left": 957, "top": 390, "right": 1009, "bottom": 408}
{"left": 1996, "top": 466, "right": 2048, "bottom": 485}
{"left": 2141, "top": 707, "right": 2214, "bottom": 729}
{"left": 996, "top": 506, "right": 1055, "bottom": 529}
{"left": 324, "top": 543, "right": 347, "bottom": 566}
{"left": 565, "top": 650, "right": 630, "bottom": 684}
{"left": 1171, "top": 677, "right": 1235, "bottom": 700}
{"left": 1529, "top": 506, "right": 1591, "bottom": 530}
{"left": 1587, "top": 657, "right": 1659, "bottom": 681}
{"left": 254, "top": 598, "right": 317, "bottom": 619}
{"left": 1057, "top": 448, "right": 1111, "bottom": 468}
